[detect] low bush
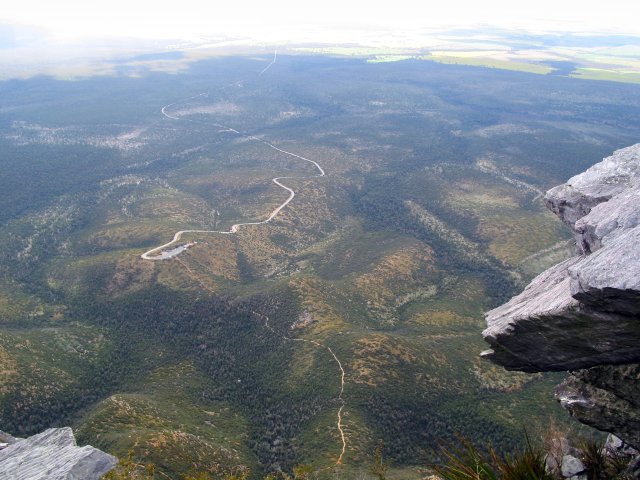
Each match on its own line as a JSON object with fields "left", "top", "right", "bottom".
{"left": 432, "top": 434, "right": 552, "bottom": 480}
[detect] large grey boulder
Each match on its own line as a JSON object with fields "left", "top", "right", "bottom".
{"left": 604, "top": 434, "right": 639, "bottom": 458}
{"left": 483, "top": 144, "right": 640, "bottom": 371}
{"left": 561, "top": 454, "right": 586, "bottom": 477}
{"left": 0, "top": 427, "right": 117, "bottom": 480}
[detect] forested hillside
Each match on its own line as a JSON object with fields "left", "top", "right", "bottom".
{"left": 1, "top": 53, "right": 639, "bottom": 478}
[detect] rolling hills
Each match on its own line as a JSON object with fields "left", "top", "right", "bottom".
{"left": 1, "top": 53, "right": 639, "bottom": 478}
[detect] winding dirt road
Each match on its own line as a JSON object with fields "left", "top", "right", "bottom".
{"left": 140, "top": 52, "right": 347, "bottom": 470}
{"left": 140, "top": 133, "right": 324, "bottom": 260}
{"left": 141, "top": 62, "right": 324, "bottom": 260}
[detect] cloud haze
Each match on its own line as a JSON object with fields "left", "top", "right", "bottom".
{"left": 2, "top": 0, "right": 639, "bottom": 42}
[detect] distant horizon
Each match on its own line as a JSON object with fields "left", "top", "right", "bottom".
{"left": 2, "top": 0, "right": 640, "bottom": 45}
{"left": 3, "top": 20, "right": 640, "bottom": 45}
{"left": 1, "top": 15, "right": 639, "bottom": 82}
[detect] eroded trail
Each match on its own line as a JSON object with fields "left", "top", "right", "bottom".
{"left": 175, "top": 257, "right": 347, "bottom": 469}
{"left": 144, "top": 52, "right": 347, "bottom": 470}
{"left": 254, "top": 311, "right": 347, "bottom": 467}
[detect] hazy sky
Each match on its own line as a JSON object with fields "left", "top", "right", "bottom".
{"left": 2, "top": 0, "right": 639, "bottom": 42}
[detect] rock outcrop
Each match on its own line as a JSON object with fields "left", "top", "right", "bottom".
{"left": 557, "top": 364, "right": 640, "bottom": 449}
{"left": 0, "top": 430, "right": 19, "bottom": 447}
{"left": 0, "top": 427, "right": 117, "bottom": 479}
{"left": 482, "top": 144, "right": 640, "bottom": 449}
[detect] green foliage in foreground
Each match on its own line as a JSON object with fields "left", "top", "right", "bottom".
{"left": 579, "top": 439, "right": 633, "bottom": 480}
{"left": 103, "top": 435, "right": 551, "bottom": 480}
{"left": 370, "top": 443, "right": 391, "bottom": 480}
{"left": 103, "top": 450, "right": 316, "bottom": 480}
{"left": 103, "top": 433, "right": 640, "bottom": 480}
{"left": 432, "top": 436, "right": 552, "bottom": 480}
{"left": 104, "top": 464, "right": 313, "bottom": 480}
{"left": 103, "top": 451, "right": 156, "bottom": 480}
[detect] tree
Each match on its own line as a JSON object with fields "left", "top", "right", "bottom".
{"left": 371, "top": 442, "right": 390, "bottom": 480}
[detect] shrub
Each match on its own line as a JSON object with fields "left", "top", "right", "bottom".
{"left": 432, "top": 435, "right": 552, "bottom": 480}
{"left": 579, "top": 439, "right": 632, "bottom": 480}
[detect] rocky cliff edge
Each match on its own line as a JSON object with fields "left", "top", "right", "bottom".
{"left": 482, "top": 144, "right": 640, "bottom": 448}
{"left": 0, "top": 427, "right": 117, "bottom": 479}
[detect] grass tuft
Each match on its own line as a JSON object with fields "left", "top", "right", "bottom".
{"left": 433, "top": 434, "right": 552, "bottom": 480}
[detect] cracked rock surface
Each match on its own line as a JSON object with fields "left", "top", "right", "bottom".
{"left": 0, "top": 427, "right": 117, "bottom": 480}
{"left": 483, "top": 144, "right": 640, "bottom": 372}
{"left": 483, "top": 144, "right": 640, "bottom": 448}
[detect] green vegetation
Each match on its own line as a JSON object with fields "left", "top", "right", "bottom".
{"left": 421, "top": 55, "right": 553, "bottom": 74}
{"left": 579, "top": 439, "right": 633, "bottom": 480}
{"left": 570, "top": 68, "right": 640, "bottom": 84}
{"left": 370, "top": 443, "right": 391, "bottom": 480}
{"left": 291, "top": 35, "right": 640, "bottom": 83}
{"left": 367, "top": 55, "right": 415, "bottom": 63}
{"left": 76, "top": 363, "right": 256, "bottom": 479}
{"left": 0, "top": 53, "right": 638, "bottom": 478}
{"left": 433, "top": 436, "right": 552, "bottom": 480}
{"left": 293, "top": 47, "right": 412, "bottom": 57}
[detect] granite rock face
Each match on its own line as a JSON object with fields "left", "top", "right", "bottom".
{"left": 545, "top": 143, "right": 640, "bottom": 246}
{"left": 605, "top": 433, "right": 640, "bottom": 458}
{"left": 557, "top": 364, "right": 640, "bottom": 450}
{"left": 483, "top": 144, "right": 640, "bottom": 371}
{"left": 561, "top": 454, "right": 586, "bottom": 478}
{"left": 0, "top": 427, "right": 117, "bottom": 479}
{"left": 483, "top": 144, "right": 640, "bottom": 448}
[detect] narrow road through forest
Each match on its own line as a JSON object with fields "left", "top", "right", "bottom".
{"left": 141, "top": 51, "right": 347, "bottom": 470}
